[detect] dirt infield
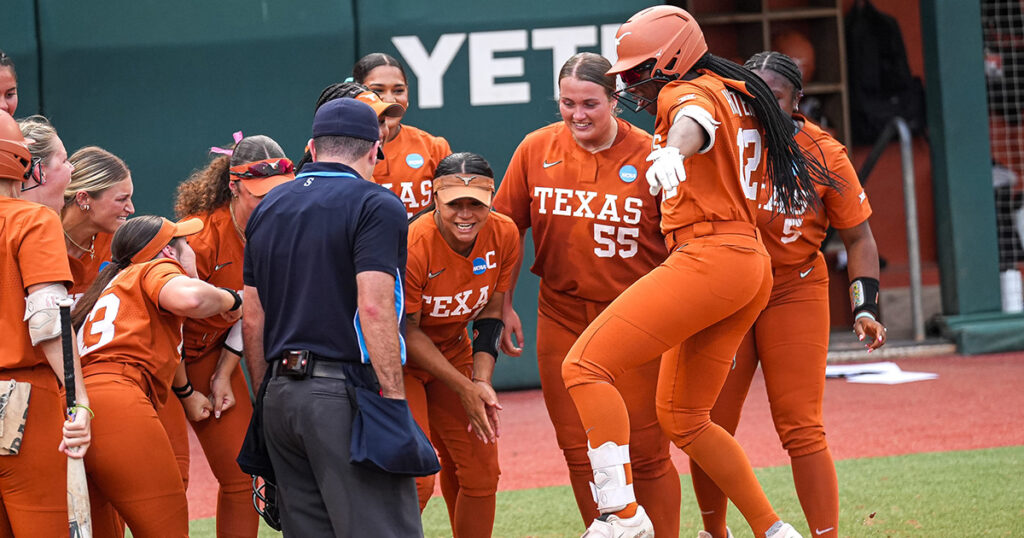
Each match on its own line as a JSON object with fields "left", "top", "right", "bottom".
{"left": 185, "top": 353, "right": 1024, "bottom": 520}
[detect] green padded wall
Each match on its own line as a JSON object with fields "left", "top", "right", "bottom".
{"left": 1, "top": 0, "right": 41, "bottom": 116}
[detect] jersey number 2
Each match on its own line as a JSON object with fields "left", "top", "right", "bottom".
{"left": 737, "top": 128, "right": 762, "bottom": 201}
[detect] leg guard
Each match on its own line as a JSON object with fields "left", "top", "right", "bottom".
{"left": 587, "top": 441, "right": 634, "bottom": 513}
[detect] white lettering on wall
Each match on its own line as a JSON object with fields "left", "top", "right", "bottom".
{"left": 392, "top": 33, "right": 466, "bottom": 109}
{"left": 469, "top": 30, "right": 530, "bottom": 106}
{"left": 531, "top": 26, "right": 597, "bottom": 99}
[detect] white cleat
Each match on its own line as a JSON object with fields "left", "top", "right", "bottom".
{"left": 766, "top": 522, "right": 803, "bottom": 538}
{"left": 581, "top": 505, "right": 654, "bottom": 538}
{"left": 697, "top": 528, "right": 733, "bottom": 538}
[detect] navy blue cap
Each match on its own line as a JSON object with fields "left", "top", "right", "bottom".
{"left": 312, "top": 99, "right": 380, "bottom": 142}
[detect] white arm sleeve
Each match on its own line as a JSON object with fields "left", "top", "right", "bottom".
{"left": 223, "top": 319, "right": 243, "bottom": 356}
{"left": 674, "top": 105, "right": 720, "bottom": 154}
{"left": 24, "top": 283, "right": 69, "bottom": 345}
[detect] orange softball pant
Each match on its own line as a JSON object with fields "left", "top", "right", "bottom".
{"left": 185, "top": 348, "right": 258, "bottom": 538}
{"left": 563, "top": 230, "right": 784, "bottom": 536}
{"left": 535, "top": 281, "right": 680, "bottom": 535}
{"left": 692, "top": 253, "right": 839, "bottom": 538}
{"left": 0, "top": 365, "right": 70, "bottom": 537}
{"left": 83, "top": 368, "right": 188, "bottom": 538}
{"left": 405, "top": 347, "right": 499, "bottom": 538}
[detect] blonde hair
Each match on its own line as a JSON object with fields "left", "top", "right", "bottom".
{"left": 18, "top": 115, "right": 61, "bottom": 163}
{"left": 64, "top": 146, "right": 130, "bottom": 209}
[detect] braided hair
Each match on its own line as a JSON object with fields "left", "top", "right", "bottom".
{"left": 691, "top": 53, "right": 837, "bottom": 214}
{"left": 295, "top": 82, "right": 371, "bottom": 173}
{"left": 408, "top": 152, "right": 491, "bottom": 223}
{"left": 744, "top": 51, "right": 803, "bottom": 92}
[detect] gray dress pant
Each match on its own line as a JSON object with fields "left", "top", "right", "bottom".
{"left": 263, "top": 375, "right": 422, "bottom": 537}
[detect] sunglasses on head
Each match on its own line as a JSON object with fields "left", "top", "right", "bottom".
{"left": 19, "top": 157, "right": 44, "bottom": 192}
{"left": 229, "top": 158, "right": 294, "bottom": 179}
{"left": 619, "top": 60, "right": 657, "bottom": 88}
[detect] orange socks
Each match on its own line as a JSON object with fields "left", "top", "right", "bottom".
{"left": 792, "top": 449, "right": 838, "bottom": 537}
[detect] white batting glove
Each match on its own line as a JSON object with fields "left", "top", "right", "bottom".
{"left": 645, "top": 146, "right": 686, "bottom": 196}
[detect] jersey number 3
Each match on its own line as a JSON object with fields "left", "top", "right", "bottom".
{"left": 737, "top": 128, "right": 762, "bottom": 201}
{"left": 78, "top": 294, "right": 122, "bottom": 355}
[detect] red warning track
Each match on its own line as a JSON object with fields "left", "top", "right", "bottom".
{"left": 186, "top": 353, "right": 1024, "bottom": 520}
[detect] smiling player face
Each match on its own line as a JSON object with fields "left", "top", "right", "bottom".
{"left": 559, "top": 76, "right": 617, "bottom": 151}
{"left": 434, "top": 197, "right": 491, "bottom": 256}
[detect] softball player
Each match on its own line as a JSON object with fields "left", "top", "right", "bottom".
{"left": 62, "top": 147, "right": 135, "bottom": 296}
{"left": 353, "top": 53, "right": 452, "bottom": 217}
{"left": 0, "top": 110, "right": 91, "bottom": 537}
{"left": 560, "top": 7, "right": 836, "bottom": 538}
{"left": 72, "top": 215, "right": 242, "bottom": 538}
{"left": 0, "top": 51, "right": 17, "bottom": 116}
{"left": 404, "top": 152, "right": 518, "bottom": 537}
{"left": 689, "top": 51, "right": 885, "bottom": 538}
{"left": 493, "top": 52, "right": 680, "bottom": 536}
{"left": 18, "top": 115, "right": 74, "bottom": 213}
{"left": 169, "top": 134, "right": 295, "bottom": 537}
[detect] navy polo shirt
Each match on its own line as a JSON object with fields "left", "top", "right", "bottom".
{"left": 243, "top": 162, "right": 408, "bottom": 364}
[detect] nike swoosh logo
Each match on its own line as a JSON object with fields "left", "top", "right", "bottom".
{"left": 428, "top": 269, "right": 445, "bottom": 279}
{"left": 214, "top": 262, "right": 232, "bottom": 271}
{"left": 815, "top": 527, "right": 834, "bottom": 535}
{"left": 799, "top": 267, "right": 814, "bottom": 278}
{"left": 542, "top": 160, "right": 561, "bottom": 169}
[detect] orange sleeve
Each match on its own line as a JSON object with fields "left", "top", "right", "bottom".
{"left": 140, "top": 260, "right": 188, "bottom": 307}
{"left": 493, "top": 141, "right": 532, "bottom": 230}
{"left": 433, "top": 135, "right": 452, "bottom": 162}
{"left": 660, "top": 82, "right": 720, "bottom": 144}
{"left": 494, "top": 219, "right": 520, "bottom": 294}
{"left": 818, "top": 140, "right": 872, "bottom": 230}
{"left": 18, "top": 207, "right": 73, "bottom": 289}
{"left": 404, "top": 233, "right": 428, "bottom": 315}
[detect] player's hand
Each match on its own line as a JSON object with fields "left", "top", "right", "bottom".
{"left": 59, "top": 406, "right": 92, "bottom": 458}
{"left": 209, "top": 372, "right": 236, "bottom": 419}
{"left": 501, "top": 302, "right": 524, "bottom": 357}
{"left": 182, "top": 391, "right": 213, "bottom": 422}
{"left": 459, "top": 379, "right": 502, "bottom": 444}
{"left": 645, "top": 146, "right": 686, "bottom": 196}
{"left": 220, "top": 307, "right": 242, "bottom": 324}
{"left": 854, "top": 316, "right": 887, "bottom": 351}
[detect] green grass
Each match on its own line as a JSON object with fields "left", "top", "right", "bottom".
{"left": 187, "top": 446, "right": 1024, "bottom": 537}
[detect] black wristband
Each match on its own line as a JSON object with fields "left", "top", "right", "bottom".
{"left": 472, "top": 318, "right": 504, "bottom": 360}
{"left": 220, "top": 287, "right": 242, "bottom": 311}
{"left": 849, "top": 277, "right": 880, "bottom": 320}
{"left": 172, "top": 381, "right": 194, "bottom": 399}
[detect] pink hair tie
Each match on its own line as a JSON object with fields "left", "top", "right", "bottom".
{"left": 209, "top": 131, "right": 244, "bottom": 155}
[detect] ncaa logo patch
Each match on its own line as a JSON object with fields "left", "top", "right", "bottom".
{"left": 406, "top": 153, "right": 425, "bottom": 169}
{"left": 472, "top": 257, "right": 488, "bottom": 275}
{"left": 619, "top": 165, "right": 638, "bottom": 183}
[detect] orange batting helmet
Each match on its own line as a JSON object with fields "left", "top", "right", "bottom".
{"left": 0, "top": 111, "right": 33, "bottom": 183}
{"left": 607, "top": 6, "right": 708, "bottom": 112}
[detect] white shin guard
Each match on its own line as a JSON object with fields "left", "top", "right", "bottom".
{"left": 587, "top": 441, "right": 635, "bottom": 513}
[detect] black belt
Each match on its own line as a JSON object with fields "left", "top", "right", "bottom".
{"left": 272, "top": 351, "right": 349, "bottom": 381}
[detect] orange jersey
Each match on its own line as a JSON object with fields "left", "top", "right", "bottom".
{"left": 494, "top": 118, "right": 667, "bottom": 302}
{"left": 78, "top": 259, "right": 188, "bottom": 404}
{"left": 757, "top": 116, "right": 872, "bottom": 269}
{"left": 373, "top": 124, "right": 452, "bottom": 217}
{"left": 654, "top": 73, "right": 766, "bottom": 235}
{"left": 0, "top": 198, "right": 73, "bottom": 370}
{"left": 180, "top": 205, "right": 244, "bottom": 359}
{"left": 405, "top": 211, "right": 519, "bottom": 358}
{"left": 69, "top": 232, "right": 113, "bottom": 296}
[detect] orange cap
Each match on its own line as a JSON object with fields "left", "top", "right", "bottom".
{"left": 433, "top": 174, "right": 495, "bottom": 206}
{"left": 130, "top": 217, "right": 204, "bottom": 264}
{"left": 354, "top": 91, "right": 405, "bottom": 119}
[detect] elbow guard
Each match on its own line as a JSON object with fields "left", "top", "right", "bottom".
{"left": 472, "top": 318, "right": 504, "bottom": 360}
{"left": 24, "top": 283, "right": 69, "bottom": 345}
{"left": 223, "top": 319, "right": 243, "bottom": 357}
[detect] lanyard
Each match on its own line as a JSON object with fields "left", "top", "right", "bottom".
{"left": 294, "top": 171, "right": 360, "bottom": 181}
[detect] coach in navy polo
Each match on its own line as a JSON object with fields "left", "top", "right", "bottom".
{"left": 242, "top": 98, "right": 421, "bottom": 536}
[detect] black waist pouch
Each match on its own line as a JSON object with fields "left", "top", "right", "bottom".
{"left": 237, "top": 369, "right": 275, "bottom": 482}
{"left": 349, "top": 386, "right": 440, "bottom": 477}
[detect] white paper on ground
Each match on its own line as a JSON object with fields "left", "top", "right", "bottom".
{"left": 825, "top": 362, "right": 937, "bottom": 384}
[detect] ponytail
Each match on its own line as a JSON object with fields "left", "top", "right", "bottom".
{"left": 692, "top": 53, "right": 839, "bottom": 214}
